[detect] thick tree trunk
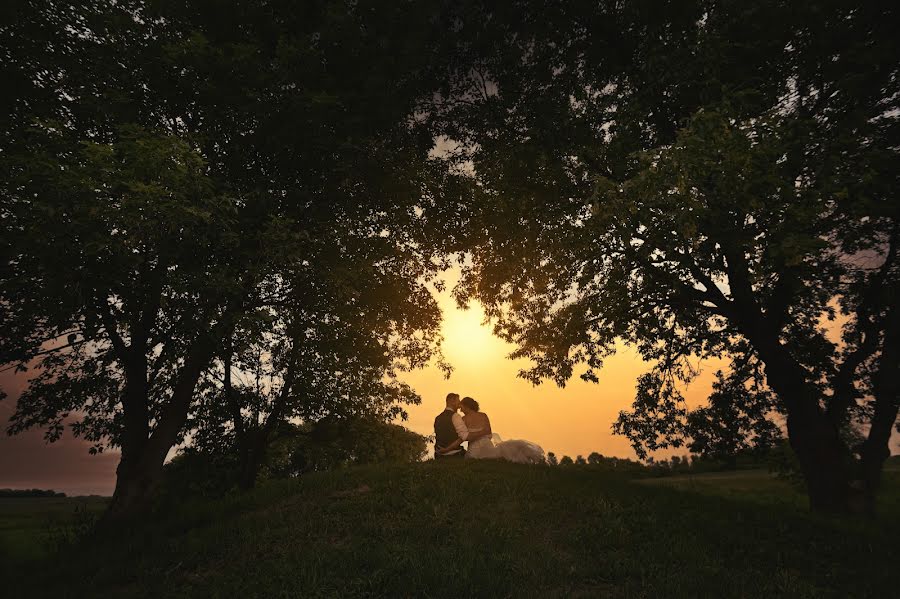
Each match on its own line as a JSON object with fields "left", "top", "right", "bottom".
{"left": 103, "top": 337, "right": 215, "bottom": 522}
{"left": 766, "top": 368, "right": 853, "bottom": 512}
{"left": 102, "top": 354, "right": 158, "bottom": 522}
{"left": 859, "top": 437, "right": 891, "bottom": 515}
{"left": 786, "top": 411, "right": 852, "bottom": 512}
{"left": 858, "top": 302, "right": 900, "bottom": 514}
{"left": 104, "top": 447, "right": 166, "bottom": 521}
{"left": 738, "top": 312, "right": 853, "bottom": 512}
{"left": 238, "top": 434, "right": 268, "bottom": 490}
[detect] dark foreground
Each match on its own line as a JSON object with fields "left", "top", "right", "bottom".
{"left": 2, "top": 462, "right": 897, "bottom": 598}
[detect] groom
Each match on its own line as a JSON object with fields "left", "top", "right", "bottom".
{"left": 434, "top": 392, "right": 469, "bottom": 459}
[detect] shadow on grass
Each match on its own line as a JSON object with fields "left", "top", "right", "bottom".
{"left": 4, "top": 461, "right": 897, "bottom": 598}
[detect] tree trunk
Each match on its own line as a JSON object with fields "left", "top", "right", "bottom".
{"left": 786, "top": 411, "right": 852, "bottom": 513}
{"left": 859, "top": 437, "right": 891, "bottom": 516}
{"left": 859, "top": 301, "right": 900, "bottom": 514}
{"left": 739, "top": 315, "right": 854, "bottom": 512}
{"left": 238, "top": 434, "right": 268, "bottom": 490}
{"left": 236, "top": 368, "right": 296, "bottom": 490}
{"left": 102, "top": 356, "right": 157, "bottom": 522}
{"left": 103, "top": 336, "right": 215, "bottom": 522}
{"left": 104, "top": 447, "right": 166, "bottom": 522}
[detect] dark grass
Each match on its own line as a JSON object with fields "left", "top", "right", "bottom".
{"left": 0, "top": 495, "right": 107, "bottom": 562}
{"left": 2, "top": 462, "right": 897, "bottom": 598}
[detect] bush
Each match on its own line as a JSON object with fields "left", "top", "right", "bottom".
{"left": 162, "top": 418, "right": 429, "bottom": 498}
{"left": 0, "top": 489, "right": 66, "bottom": 498}
{"left": 162, "top": 449, "right": 241, "bottom": 498}
{"left": 266, "top": 418, "right": 429, "bottom": 475}
{"left": 767, "top": 439, "right": 804, "bottom": 486}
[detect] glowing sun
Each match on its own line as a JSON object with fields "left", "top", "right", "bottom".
{"left": 440, "top": 300, "right": 511, "bottom": 367}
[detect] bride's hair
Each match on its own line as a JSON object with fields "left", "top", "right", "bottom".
{"left": 461, "top": 396, "right": 479, "bottom": 412}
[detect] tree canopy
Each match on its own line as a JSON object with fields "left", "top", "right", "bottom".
{"left": 431, "top": 0, "right": 899, "bottom": 511}
{"left": 1, "top": 0, "right": 464, "bottom": 517}
{"left": 2, "top": 0, "right": 897, "bottom": 519}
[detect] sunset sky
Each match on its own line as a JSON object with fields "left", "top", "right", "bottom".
{"left": 10, "top": 263, "right": 896, "bottom": 495}
{"left": 0, "top": 267, "right": 733, "bottom": 496}
{"left": 402, "top": 269, "right": 725, "bottom": 461}
{"left": 3, "top": 266, "right": 899, "bottom": 496}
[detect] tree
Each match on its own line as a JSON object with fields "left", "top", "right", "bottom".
{"left": 685, "top": 370, "right": 781, "bottom": 466}
{"left": 1, "top": 0, "right": 461, "bottom": 519}
{"left": 268, "top": 417, "right": 429, "bottom": 475}
{"left": 547, "top": 451, "right": 558, "bottom": 466}
{"left": 434, "top": 1, "right": 899, "bottom": 512}
{"left": 615, "top": 362, "right": 781, "bottom": 466}
{"left": 190, "top": 303, "right": 431, "bottom": 489}
{"left": 559, "top": 455, "right": 574, "bottom": 466}
{"left": 166, "top": 415, "right": 428, "bottom": 495}
{"left": 587, "top": 452, "right": 603, "bottom": 466}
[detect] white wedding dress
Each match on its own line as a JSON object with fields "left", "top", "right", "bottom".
{"left": 467, "top": 428, "right": 545, "bottom": 464}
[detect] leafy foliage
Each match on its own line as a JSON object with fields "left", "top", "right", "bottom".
{"left": 163, "top": 418, "right": 428, "bottom": 496}
{"left": 614, "top": 358, "right": 781, "bottom": 461}
{"left": 266, "top": 418, "right": 429, "bottom": 476}
{"left": 431, "top": 0, "right": 900, "bottom": 509}
{"left": 1, "top": 0, "right": 464, "bottom": 513}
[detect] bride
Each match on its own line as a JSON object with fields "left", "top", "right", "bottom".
{"left": 460, "top": 396, "right": 545, "bottom": 464}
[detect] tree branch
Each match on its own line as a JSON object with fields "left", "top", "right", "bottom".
{"left": 829, "top": 224, "right": 900, "bottom": 423}
{"left": 96, "top": 297, "right": 129, "bottom": 360}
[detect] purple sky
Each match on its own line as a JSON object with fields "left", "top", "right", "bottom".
{"left": 0, "top": 369, "right": 117, "bottom": 496}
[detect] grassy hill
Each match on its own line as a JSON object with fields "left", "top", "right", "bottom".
{"left": 2, "top": 461, "right": 897, "bottom": 598}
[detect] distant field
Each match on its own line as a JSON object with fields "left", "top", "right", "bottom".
{"left": 0, "top": 496, "right": 108, "bottom": 562}
{"left": 638, "top": 468, "right": 900, "bottom": 514}
{"left": 2, "top": 464, "right": 897, "bottom": 598}
{"left": 639, "top": 469, "right": 809, "bottom": 506}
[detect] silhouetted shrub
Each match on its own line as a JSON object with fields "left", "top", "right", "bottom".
{"left": 0, "top": 489, "right": 66, "bottom": 498}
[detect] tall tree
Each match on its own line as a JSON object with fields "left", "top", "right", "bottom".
{"left": 613, "top": 353, "right": 781, "bottom": 466}
{"left": 190, "top": 270, "right": 437, "bottom": 489}
{"left": 1, "top": 0, "right": 462, "bottom": 518}
{"left": 433, "top": 0, "right": 899, "bottom": 511}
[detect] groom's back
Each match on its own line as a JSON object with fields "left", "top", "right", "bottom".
{"left": 434, "top": 410, "right": 457, "bottom": 450}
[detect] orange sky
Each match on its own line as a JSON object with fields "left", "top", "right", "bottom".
{"left": 399, "top": 270, "right": 723, "bottom": 461}
{"left": 0, "top": 270, "right": 719, "bottom": 495}
{"left": 6, "top": 269, "right": 894, "bottom": 495}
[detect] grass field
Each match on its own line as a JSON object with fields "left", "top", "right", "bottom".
{"left": 2, "top": 463, "right": 897, "bottom": 598}
{"left": 0, "top": 495, "right": 108, "bottom": 562}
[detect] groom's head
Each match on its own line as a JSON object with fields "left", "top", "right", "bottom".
{"left": 445, "top": 393, "right": 460, "bottom": 410}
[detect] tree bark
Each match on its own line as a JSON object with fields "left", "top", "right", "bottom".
{"left": 235, "top": 368, "right": 297, "bottom": 490}
{"left": 786, "top": 411, "right": 852, "bottom": 512}
{"left": 238, "top": 431, "right": 269, "bottom": 490}
{"left": 758, "top": 337, "right": 852, "bottom": 512}
{"left": 104, "top": 446, "right": 166, "bottom": 522}
{"left": 103, "top": 335, "right": 215, "bottom": 522}
{"left": 756, "top": 345, "right": 852, "bottom": 511}
{"left": 731, "top": 297, "right": 853, "bottom": 512}
{"left": 859, "top": 301, "right": 900, "bottom": 514}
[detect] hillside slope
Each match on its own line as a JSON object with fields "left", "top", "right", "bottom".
{"left": 6, "top": 461, "right": 898, "bottom": 598}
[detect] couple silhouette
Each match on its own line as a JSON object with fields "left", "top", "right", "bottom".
{"left": 433, "top": 392, "right": 545, "bottom": 463}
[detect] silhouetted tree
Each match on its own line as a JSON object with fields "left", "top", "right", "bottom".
{"left": 618, "top": 359, "right": 782, "bottom": 467}
{"left": 547, "top": 452, "right": 558, "bottom": 466}
{"left": 1, "top": 1, "right": 462, "bottom": 519}
{"left": 267, "top": 417, "right": 428, "bottom": 476}
{"left": 191, "top": 312, "right": 427, "bottom": 488}
{"left": 0, "top": 489, "right": 66, "bottom": 498}
{"left": 684, "top": 368, "right": 781, "bottom": 467}
{"left": 559, "top": 455, "right": 574, "bottom": 466}
{"left": 434, "top": 1, "right": 899, "bottom": 512}
{"left": 587, "top": 452, "right": 603, "bottom": 465}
